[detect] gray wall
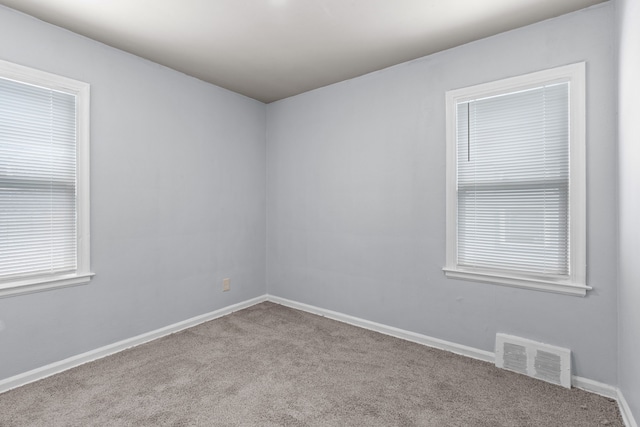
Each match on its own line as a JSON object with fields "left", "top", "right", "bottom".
{"left": 617, "top": 0, "right": 640, "bottom": 421}
{"left": 0, "top": 6, "right": 266, "bottom": 380}
{"left": 267, "top": 3, "right": 618, "bottom": 384}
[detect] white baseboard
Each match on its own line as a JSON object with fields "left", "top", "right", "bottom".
{"left": 572, "top": 375, "right": 619, "bottom": 399}
{"left": 572, "top": 376, "right": 638, "bottom": 427}
{"left": 265, "top": 294, "right": 495, "bottom": 363}
{"left": 617, "top": 389, "right": 638, "bottom": 427}
{"left": 2, "top": 293, "right": 636, "bottom": 427}
{"left": 0, "top": 295, "right": 266, "bottom": 394}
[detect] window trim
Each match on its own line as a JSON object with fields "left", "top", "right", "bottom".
{"left": 0, "top": 60, "right": 93, "bottom": 298}
{"left": 443, "top": 63, "right": 589, "bottom": 297}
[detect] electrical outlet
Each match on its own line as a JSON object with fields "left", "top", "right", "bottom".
{"left": 223, "top": 278, "right": 230, "bottom": 292}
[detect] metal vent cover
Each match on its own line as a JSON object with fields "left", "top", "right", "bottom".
{"left": 495, "top": 333, "right": 571, "bottom": 388}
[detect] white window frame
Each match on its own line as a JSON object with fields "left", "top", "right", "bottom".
{"left": 0, "top": 60, "right": 93, "bottom": 298}
{"left": 443, "top": 63, "right": 589, "bottom": 296}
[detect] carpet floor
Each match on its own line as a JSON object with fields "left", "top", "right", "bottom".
{"left": 0, "top": 301, "right": 623, "bottom": 426}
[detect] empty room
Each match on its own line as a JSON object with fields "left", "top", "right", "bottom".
{"left": 0, "top": 0, "right": 638, "bottom": 425}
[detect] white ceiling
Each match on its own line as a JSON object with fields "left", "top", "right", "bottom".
{"left": 0, "top": 0, "right": 606, "bottom": 103}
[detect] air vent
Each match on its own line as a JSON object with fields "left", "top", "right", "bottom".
{"left": 495, "top": 334, "right": 571, "bottom": 388}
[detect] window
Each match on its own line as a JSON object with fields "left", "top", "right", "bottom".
{"left": 0, "top": 60, "right": 92, "bottom": 298}
{"left": 444, "top": 63, "right": 588, "bottom": 296}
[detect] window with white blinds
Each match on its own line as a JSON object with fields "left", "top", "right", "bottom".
{"left": 444, "top": 63, "right": 588, "bottom": 296}
{"left": 0, "top": 60, "right": 92, "bottom": 298}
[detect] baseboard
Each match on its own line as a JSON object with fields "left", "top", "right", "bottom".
{"left": 617, "top": 389, "right": 639, "bottom": 427}
{"left": 0, "top": 295, "right": 267, "bottom": 394}
{"left": 2, "top": 293, "right": 636, "bottom": 427}
{"left": 572, "top": 375, "right": 619, "bottom": 399}
{"left": 571, "top": 376, "right": 639, "bottom": 427}
{"left": 573, "top": 376, "right": 638, "bottom": 427}
{"left": 265, "top": 294, "right": 495, "bottom": 363}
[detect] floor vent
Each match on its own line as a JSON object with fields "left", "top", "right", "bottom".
{"left": 495, "top": 334, "right": 571, "bottom": 388}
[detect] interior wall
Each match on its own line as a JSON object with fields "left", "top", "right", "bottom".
{"left": 617, "top": 0, "right": 640, "bottom": 421}
{"left": 267, "top": 3, "right": 618, "bottom": 384}
{"left": 0, "top": 6, "right": 266, "bottom": 380}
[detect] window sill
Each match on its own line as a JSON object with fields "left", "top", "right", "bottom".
{"left": 0, "top": 272, "right": 95, "bottom": 299}
{"left": 442, "top": 267, "right": 591, "bottom": 297}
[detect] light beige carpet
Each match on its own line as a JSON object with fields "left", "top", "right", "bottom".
{"left": 0, "top": 301, "right": 623, "bottom": 426}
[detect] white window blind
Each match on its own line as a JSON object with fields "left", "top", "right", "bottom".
{"left": 0, "top": 76, "right": 78, "bottom": 281}
{"left": 455, "top": 83, "right": 569, "bottom": 277}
